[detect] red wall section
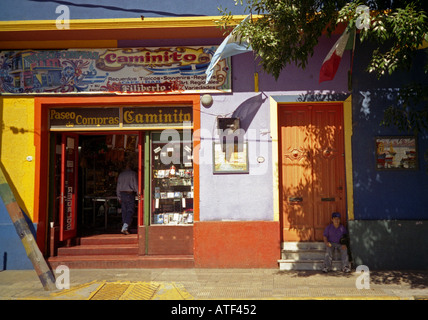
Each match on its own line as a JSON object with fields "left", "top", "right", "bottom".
{"left": 194, "top": 221, "right": 280, "bottom": 268}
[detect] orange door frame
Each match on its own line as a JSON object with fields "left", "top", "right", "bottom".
{"left": 34, "top": 94, "right": 201, "bottom": 253}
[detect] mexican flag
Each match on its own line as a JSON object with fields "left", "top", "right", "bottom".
{"left": 319, "top": 28, "right": 355, "bottom": 83}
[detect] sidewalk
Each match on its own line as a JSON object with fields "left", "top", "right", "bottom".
{"left": 1, "top": 268, "right": 428, "bottom": 300}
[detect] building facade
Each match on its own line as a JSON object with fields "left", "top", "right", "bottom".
{"left": 1, "top": 0, "right": 427, "bottom": 270}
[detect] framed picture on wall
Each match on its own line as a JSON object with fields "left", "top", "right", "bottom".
{"left": 375, "top": 136, "right": 418, "bottom": 170}
{"left": 213, "top": 141, "right": 249, "bottom": 174}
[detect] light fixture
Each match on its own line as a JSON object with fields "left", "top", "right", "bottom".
{"left": 201, "top": 94, "right": 213, "bottom": 107}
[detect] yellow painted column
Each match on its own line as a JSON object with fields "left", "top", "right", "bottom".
{"left": 0, "top": 96, "right": 36, "bottom": 221}
{"left": 270, "top": 97, "right": 280, "bottom": 222}
{"left": 343, "top": 95, "right": 354, "bottom": 220}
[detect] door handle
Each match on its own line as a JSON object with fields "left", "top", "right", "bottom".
{"left": 289, "top": 197, "right": 303, "bottom": 203}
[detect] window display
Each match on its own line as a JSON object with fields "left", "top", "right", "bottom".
{"left": 151, "top": 132, "right": 193, "bottom": 225}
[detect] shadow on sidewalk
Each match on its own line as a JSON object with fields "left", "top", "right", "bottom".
{"left": 369, "top": 271, "right": 428, "bottom": 289}
{"left": 275, "top": 270, "right": 428, "bottom": 289}
{"left": 275, "top": 270, "right": 355, "bottom": 279}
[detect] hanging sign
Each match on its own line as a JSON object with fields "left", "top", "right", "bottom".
{"left": 49, "top": 106, "right": 193, "bottom": 129}
{"left": 49, "top": 107, "right": 120, "bottom": 129}
{"left": 0, "top": 47, "right": 231, "bottom": 95}
{"left": 123, "top": 106, "right": 192, "bottom": 127}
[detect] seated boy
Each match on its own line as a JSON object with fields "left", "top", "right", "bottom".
{"left": 322, "top": 212, "right": 351, "bottom": 273}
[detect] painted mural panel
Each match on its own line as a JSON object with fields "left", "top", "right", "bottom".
{"left": 0, "top": 47, "right": 231, "bottom": 94}
{"left": 375, "top": 136, "right": 418, "bottom": 170}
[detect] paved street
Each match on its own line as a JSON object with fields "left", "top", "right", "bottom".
{"left": 1, "top": 268, "right": 428, "bottom": 300}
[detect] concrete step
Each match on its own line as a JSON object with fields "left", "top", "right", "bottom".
{"left": 278, "top": 259, "right": 343, "bottom": 271}
{"left": 52, "top": 233, "right": 194, "bottom": 269}
{"left": 57, "top": 234, "right": 139, "bottom": 256}
{"left": 79, "top": 234, "right": 138, "bottom": 246}
{"left": 57, "top": 244, "right": 139, "bottom": 256}
{"left": 278, "top": 242, "right": 347, "bottom": 271}
{"left": 282, "top": 250, "right": 325, "bottom": 261}
{"left": 282, "top": 242, "right": 326, "bottom": 250}
{"left": 48, "top": 255, "right": 195, "bottom": 269}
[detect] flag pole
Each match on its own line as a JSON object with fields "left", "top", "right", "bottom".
{"left": 348, "top": 26, "right": 357, "bottom": 91}
{"left": 250, "top": 12, "right": 259, "bottom": 92}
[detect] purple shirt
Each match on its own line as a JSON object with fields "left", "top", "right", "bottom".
{"left": 323, "top": 223, "right": 347, "bottom": 244}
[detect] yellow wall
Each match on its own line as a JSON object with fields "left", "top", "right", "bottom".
{"left": 0, "top": 96, "right": 36, "bottom": 220}
{"left": 343, "top": 95, "right": 354, "bottom": 220}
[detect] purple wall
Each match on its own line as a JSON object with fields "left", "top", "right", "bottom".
{"left": 118, "top": 29, "right": 350, "bottom": 222}
{"left": 198, "top": 35, "right": 350, "bottom": 221}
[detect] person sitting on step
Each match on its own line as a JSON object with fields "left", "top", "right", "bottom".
{"left": 322, "top": 212, "right": 351, "bottom": 273}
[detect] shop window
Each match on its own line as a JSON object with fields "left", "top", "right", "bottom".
{"left": 151, "top": 131, "right": 193, "bottom": 225}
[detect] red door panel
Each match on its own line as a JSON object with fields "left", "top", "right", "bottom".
{"left": 59, "top": 134, "right": 78, "bottom": 241}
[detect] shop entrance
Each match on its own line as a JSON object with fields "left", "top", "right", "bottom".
{"left": 51, "top": 132, "right": 143, "bottom": 240}
{"left": 278, "top": 103, "right": 347, "bottom": 241}
{"left": 50, "top": 130, "right": 194, "bottom": 250}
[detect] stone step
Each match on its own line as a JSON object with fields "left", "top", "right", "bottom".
{"left": 282, "top": 250, "right": 326, "bottom": 261}
{"left": 278, "top": 242, "right": 349, "bottom": 271}
{"left": 278, "top": 259, "right": 343, "bottom": 271}
{"left": 52, "top": 233, "right": 194, "bottom": 269}
{"left": 57, "top": 244, "right": 139, "bottom": 256}
{"left": 79, "top": 234, "right": 138, "bottom": 246}
{"left": 282, "top": 242, "right": 326, "bottom": 251}
{"left": 48, "top": 255, "right": 194, "bottom": 269}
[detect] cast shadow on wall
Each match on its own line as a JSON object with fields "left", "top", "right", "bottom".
{"left": 231, "top": 93, "right": 267, "bottom": 132}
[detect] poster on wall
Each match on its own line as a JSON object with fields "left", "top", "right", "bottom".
{"left": 213, "top": 141, "right": 249, "bottom": 174}
{"left": 375, "top": 136, "right": 418, "bottom": 170}
{"left": 0, "top": 47, "right": 231, "bottom": 95}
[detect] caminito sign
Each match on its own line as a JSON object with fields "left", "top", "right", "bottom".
{"left": 49, "top": 106, "right": 193, "bottom": 129}
{"left": 0, "top": 47, "right": 231, "bottom": 94}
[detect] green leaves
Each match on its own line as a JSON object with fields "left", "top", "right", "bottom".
{"left": 381, "top": 83, "right": 428, "bottom": 134}
{"left": 338, "top": 2, "right": 427, "bottom": 78}
{"left": 219, "top": 1, "right": 348, "bottom": 79}
{"left": 219, "top": 1, "right": 427, "bottom": 80}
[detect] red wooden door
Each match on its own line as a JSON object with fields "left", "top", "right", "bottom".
{"left": 279, "top": 104, "right": 346, "bottom": 241}
{"left": 59, "top": 133, "right": 79, "bottom": 241}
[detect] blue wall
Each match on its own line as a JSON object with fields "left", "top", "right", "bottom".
{"left": 0, "top": 198, "right": 34, "bottom": 270}
{"left": 348, "top": 42, "right": 428, "bottom": 269}
{"left": 351, "top": 42, "right": 428, "bottom": 220}
{"left": 0, "top": 0, "right": 246, "bottom": 20}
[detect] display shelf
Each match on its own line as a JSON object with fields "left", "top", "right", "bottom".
{"left": 151, "top": 134, "right": 194, "bottom": 225}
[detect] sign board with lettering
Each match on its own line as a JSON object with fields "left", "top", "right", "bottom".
{"left": 49, "top": 106, "right": 193, "bottom": 129}
{"left": 0, "top": 47, "right": 231, "bottom": 94}
{"left": 123, "top": 107, "right": 192, "bottom": 128}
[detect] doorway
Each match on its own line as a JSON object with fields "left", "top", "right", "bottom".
{"left": 50, "top": 132, "right": 143, "bottom": 240}
{"left": 49, "top": 129, "right": 195, "bottom": 255}
{"left": 278, "top": 103, "right": 347, "bottom": 241}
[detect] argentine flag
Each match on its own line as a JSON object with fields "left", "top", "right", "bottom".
{"left": 205, "top": 15, "right": 253, "bottom": 84}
